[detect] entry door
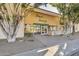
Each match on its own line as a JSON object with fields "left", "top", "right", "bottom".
{"left": 41, "top": 26, "right": 48, "bottom": 35}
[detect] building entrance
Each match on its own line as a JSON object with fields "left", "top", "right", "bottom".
{"left": 41, "top": 25, "right": 48, "bottom": 35}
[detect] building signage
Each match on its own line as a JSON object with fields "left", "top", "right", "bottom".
{"left": 39, "top": 19, "right": 47, "bottom": 23}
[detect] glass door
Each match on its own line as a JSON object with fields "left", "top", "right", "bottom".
{"left": 41, "top": 26, "right": 48, "bottom": 35}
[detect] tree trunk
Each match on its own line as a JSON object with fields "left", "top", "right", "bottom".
{"left": 7, "top": 22, "right": 20, "bottom": 43}
{"left": 7, "top": 35, "right": 16, "bottom": 43}
{"left": 72, "top": 21, "right": 75, "bottom": 34}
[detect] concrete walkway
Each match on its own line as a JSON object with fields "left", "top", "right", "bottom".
{"left": 14, "top": 37, "right": 79, "bottom": 56}
{"left": 0, "top": 32, "right": 79, "bottom": 56}
{"left": 34, "top": 34, "right": 71, "bottom": 47}
{"left": 33, "top": 34, "right": 79, "bottom": 56}
{"left": 0, "top": 36, "right": 45, "bottom": 56}
{"left": 14, "top": 33, "right": 79, "bottom": 56}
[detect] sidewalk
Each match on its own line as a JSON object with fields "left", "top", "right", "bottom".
{"left": 0, "top": 36, "right": 45, "bottom": 56}
{"left": 14, "top": 33, "right": 79, "bottom": 56}
{"left": 14, "top": 37, "right": 79, "bottom": 56}
{"left": 34, "top": 34, "right": 79, "bottom": 56}
{"left": 0, "top": 32, "right": 79, "bottom": 56}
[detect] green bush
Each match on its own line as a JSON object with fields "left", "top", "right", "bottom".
{"left": 24, "top": 33, "right": 33, "bottom": 37}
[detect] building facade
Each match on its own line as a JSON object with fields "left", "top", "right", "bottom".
{"left": 24, "top": 4, "right": 63, "bottom": 35}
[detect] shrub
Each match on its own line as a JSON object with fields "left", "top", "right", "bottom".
{"left": 24, "top": 33, "right": 33, "bottom": 37}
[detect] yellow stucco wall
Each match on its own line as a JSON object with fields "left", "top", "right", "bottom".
{"left": 24, "top": 11, "right": 60, "bottom": 26}
{"left": 24, "top": 11, "right": 36, "bottom": 24}
{"left": 24, "top": 10, "right": 60, "bottom": 33}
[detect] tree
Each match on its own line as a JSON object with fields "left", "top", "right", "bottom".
{"left": 50, "top": 3, "right": 69, "bottom": 32}
{"left": 67, "top": 3, "right": 79, "bottom": 34}
{"left": 0, "top": 3, "right": 46, "bottom": 42}
{"left": 0, "top": 3, "right": 29, "bottom": 42}
{"left": 50, "top": 3, "right": 79, "bottom": 34}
